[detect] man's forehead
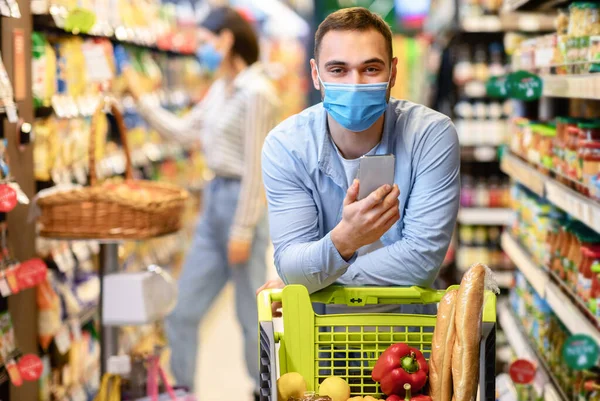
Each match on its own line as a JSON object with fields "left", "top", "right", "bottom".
{"left": 318, "top": 29, "right": 388, "bottom": 64}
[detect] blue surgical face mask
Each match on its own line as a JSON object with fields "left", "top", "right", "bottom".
{"left": 317, "top": 68, "right": 391, "bottom": 132}
{"left": 197, "top": 42, "right": 223, "bottom": 72}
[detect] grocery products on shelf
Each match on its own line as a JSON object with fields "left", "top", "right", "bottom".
{"left": 455, "top": 101, "right": 510, "bottom": 146}
{"left": 511, "top": 2, "right": 600, "bottom": 74}
{"left": 507, "top": 111, "right": 600, "bottom": 200}
{"left": 31, "top": 0, "right": 197, "bottom": 54}
{"left": 460, "top": 173, "right": 511, "bottom": 208}
{"left": 508, "top": 272, "right": 592, "bottom": 401}
{"left": 509, "top": 183, "right": 600, "bottom": 323}
{"left": 457, "top": 225, "right": 512, "bottom": 271}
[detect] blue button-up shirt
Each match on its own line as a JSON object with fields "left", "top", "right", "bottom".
{"left": 262, "top": 98, "right": 460, "bottom": 294}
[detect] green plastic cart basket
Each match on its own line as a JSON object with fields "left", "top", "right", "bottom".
{"left": 257, "top": 285, "right": 497, "bottom": 401}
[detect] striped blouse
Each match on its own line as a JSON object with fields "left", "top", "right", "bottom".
{"left": 138, "top": 62, "right": 280, "bottom": 242}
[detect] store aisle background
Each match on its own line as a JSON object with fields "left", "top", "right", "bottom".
{"left": 196, "top": 243, "right": 278, "bottom": 400}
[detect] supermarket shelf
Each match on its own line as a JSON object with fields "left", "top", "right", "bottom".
{"left": 498, "top": 301, "right": 543, "bottom": 364}
{"left": 33, "top": 14, "right": 195, "bottom": 56}
{"left": 542, "top": 74, "right": 600, "bottom": 100}
{"left": 545, "top": 179, "right": 600, "bottom": 234}
{"left": 495, "top": 270, "right": 515, "bottom": 289}
{"left": 500, "top": 152, "right": 546, "bottom": 196}
{"left": 545, "top": 282, "right": 600, "bottom": 344}
{"left": 460, "top": 146, "right": 499, "bottom": 162}
{"left": 502, "top": 152, "right": 600, "bottom": 234}
{"left": 461, "top": 13, "right": 555, "bottom": 32}
{"left": 458, "top": 207, "right": 513, "bottom": 226}
{"left": 501, "top": 232, "right": 548, "bottom": 296}
{"left": 498, "top": 301, "right": 568, "bottom": 401}
{"left": 502, "top": 232, "right": 600, "bottom": 345}
{"left": 503, "top": 0, "right": 567, "bottom": 12}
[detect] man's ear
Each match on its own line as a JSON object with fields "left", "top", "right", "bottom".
{"left": 310, "top": 58, "right": 320, "bottom": 90}
{"left": 389, "top": 57, "right": 399, "bottom": 88}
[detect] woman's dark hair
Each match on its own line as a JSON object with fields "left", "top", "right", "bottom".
{"left": 199, "top": 7, "right": 260, "bottom": 66}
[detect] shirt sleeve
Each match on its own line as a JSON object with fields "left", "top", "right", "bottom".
{"left": 229, "top": 90, "right": 279, "bottom": 242}
{"left": 136, "top": 81, "right": 221, "bottom": 145}
{"left": 337, "top": 120, "right": 460, "bottom": 287}
{"left": 262, "top": 134, "right": 358, "bottom": 294}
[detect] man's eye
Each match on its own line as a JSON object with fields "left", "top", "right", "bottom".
{"left": 366, "top": 67, "right": 380, "bottom": 73}
{"left": 330, "top": 68, "right": 344, "bottom": 74}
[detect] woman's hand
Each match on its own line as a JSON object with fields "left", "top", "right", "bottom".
{"left": 228, "top": 238, "right": 251, "bottom": 265}
{"left": 122, "top": 67, "right": 145, "bottom": 101}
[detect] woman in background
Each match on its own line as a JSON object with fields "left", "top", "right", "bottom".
{"left": 125, "top": 6, "right": 279, "bottom": 398}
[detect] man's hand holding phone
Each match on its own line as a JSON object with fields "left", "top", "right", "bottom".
{"left": 331, "top": 179, "right": 400, "bottom": 261}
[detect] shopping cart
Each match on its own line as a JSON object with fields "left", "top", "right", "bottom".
{"left": 257, "top": 285, "right": 497, "bottom": 401}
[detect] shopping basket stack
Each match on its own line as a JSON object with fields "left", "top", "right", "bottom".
{"left": 257, "top": 285, "right": 496, "bottom": 401}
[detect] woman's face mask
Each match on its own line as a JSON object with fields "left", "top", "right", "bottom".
{"left": 317, "top": 67, "right": 392, "bottom": 132}
{"left": 197, "top": 42, "right": 223, "bottom": 73}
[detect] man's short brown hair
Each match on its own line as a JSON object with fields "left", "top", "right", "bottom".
{"left": 314, "top": 7, "right": 393, "bottom": 62}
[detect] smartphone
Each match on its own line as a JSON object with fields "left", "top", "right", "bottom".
{"left": 357, "top": 154, "right": 396, "bottom": 200}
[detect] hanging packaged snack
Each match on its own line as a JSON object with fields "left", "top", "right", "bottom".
{"left": 5, "top": 0, "right": 20, "bottom": 18}
{"left": 0, "top": 312, "right": 22, "bottom": 386}
{"left": 37, "top": 273, "right": 63, "bottom": 351}
{"left": 0, "top": 53, "right": 17, "bottom": 123}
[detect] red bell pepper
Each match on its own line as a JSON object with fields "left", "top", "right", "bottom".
{"left": 386, "top": 384, "right": 432, "bottom": 401}
{"left": 372, "top": 343, "right": 429, "bottom": 396}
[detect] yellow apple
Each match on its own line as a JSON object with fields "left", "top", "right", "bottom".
{"left": 318, "top": 377, "right": 351, "bottom": 401}
{"left": 277, "top": 372, "right": 307, "bottom": 401}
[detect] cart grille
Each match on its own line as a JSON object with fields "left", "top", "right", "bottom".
{"left": 314, "top": 320, "right": 435, "bottom": 396}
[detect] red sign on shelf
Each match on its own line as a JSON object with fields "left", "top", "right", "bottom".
{"left": 509, "top": 359, "right": 537, "bottom": 384}
{"left": 16, "top": 259, "right": 47, "bottom": 289}
{"left": 0, "top": 185, "right": 17, "bottom": 212}
{"left": 18, "top": 354, "right": 43, "bottom": 381}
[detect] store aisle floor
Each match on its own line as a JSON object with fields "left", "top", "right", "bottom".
{"left": 196, "top": 244, "right": 278, "bottom": 400}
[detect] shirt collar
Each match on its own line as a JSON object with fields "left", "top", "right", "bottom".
{"left": 232, "top": 62, "right": 263, "bottom": 89}
{"left": 317, "top": 100, "right": 397, "bottom": 189}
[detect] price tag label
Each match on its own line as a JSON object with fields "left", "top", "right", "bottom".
{"left": 563, "top": 334, "right": 599, "bottom": 370}
{"left": 509, "top": 359, "right": 536, "bottom": 384}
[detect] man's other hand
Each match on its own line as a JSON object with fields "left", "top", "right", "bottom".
{"left": 331, "top": 179, "right": 400, "bottom": 260}
{"left": 256, "top": 278, "right": 285, "bottom": 317}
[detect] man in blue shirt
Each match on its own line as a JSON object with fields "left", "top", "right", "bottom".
{"left": 259, "top": 7, "right": 459, "bottom": 297}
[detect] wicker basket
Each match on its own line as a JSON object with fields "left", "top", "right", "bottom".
{"left": 37, "top": 97, "right": 189, "bottom": 240}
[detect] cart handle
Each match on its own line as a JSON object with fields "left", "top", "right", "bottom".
{"left": 257, "top": 288, "right": 283, "bottom": 322}
{"left": 257, "top": 286, "right": 445, "bottom": 323}
{"left": 258, "top": 285, "right": 497, "bottom": 323}
{"left": 308, "top": 285, "right": 447, "bottom": 306}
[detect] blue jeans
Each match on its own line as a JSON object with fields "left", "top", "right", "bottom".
{"left": 165, "top": 177, "right": 268, "bottom": 392}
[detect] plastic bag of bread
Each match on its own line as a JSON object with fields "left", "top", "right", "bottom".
{"left": 451, "top": 263, "right": 498, "bottom": 401}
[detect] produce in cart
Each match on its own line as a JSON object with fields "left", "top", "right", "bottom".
{"left": 318, "top": 377, "right": 351, "bottom": 401}
{"left": 371, "top": 343, "right": 429, "bottom": 397}
{"left": 387, "top": 384, "right": 432, "bottom": 401}
{"left": 278, "top": 372, "right": 308, "bottom": 401}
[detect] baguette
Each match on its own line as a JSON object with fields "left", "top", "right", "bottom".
{"left": 429, "top": 290, "right": 458, "bottom": 401}
{"left": 452, "top": 263, "right": 486, "bottom": 401}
